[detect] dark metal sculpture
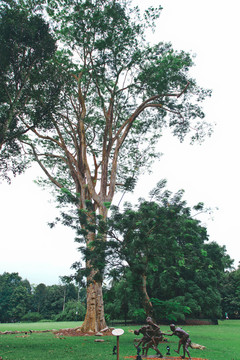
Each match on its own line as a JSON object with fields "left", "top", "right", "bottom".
{"left": 134, "top": 317, "right": 164, "bottom": 358}
{"left": 165, "top": 324, "right": 192, "bottom": 360}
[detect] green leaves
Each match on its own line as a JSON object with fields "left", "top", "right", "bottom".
{"left": 104, "top": 180, "right": 233, "bottom": 319}
{"left": 201, "top": 249, "right": 208, "bottom": 257}
{"left": 0, "top": 2, "right": 57, "bottom": 181}
{"left": 103, "top": 201, "right": 111, "bottom": 209}
{"left": 151, "top": 298, "right": 191, "bottom": 322}
{"left": 0, "top": 272, "right": 32, "bottom": 322}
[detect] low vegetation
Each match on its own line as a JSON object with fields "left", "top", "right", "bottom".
{"left": 0, "top": 320, "right": 239, "bottom": 360}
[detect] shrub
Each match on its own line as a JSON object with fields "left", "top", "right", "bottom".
{"left": 151, "top": 298, "right": 191, "bottom": 322}
{"left": 128, "top": 308, "right": 146, "bottom": 322}
{"left": 21, "top": 312, "right": 42, "bottom": 322}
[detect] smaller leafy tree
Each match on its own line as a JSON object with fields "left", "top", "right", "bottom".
{"left": 56, "top": 181, "right": 233, "bottom": 321}
{"left": 32, "top": 278, "right": 83, "bottom": 319}
{"left": 98, "top": 181, "right": 232, "bottom": 320}
{"left": 103, "top": 180, "right": 208, "bottom": 317}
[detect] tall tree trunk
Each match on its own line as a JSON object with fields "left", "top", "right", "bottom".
{"left": 141, "top": 274, "right": 153, "bottom": 317}
{"left": 79, "top": 206, "right": 108, "bottom": 332}
{"left": 80, "top": 277, "right": 107, "bottom": 332}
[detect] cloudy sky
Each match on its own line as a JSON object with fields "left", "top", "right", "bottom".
{"left": 1, "top": 0, "right": 240, "bottom": 285}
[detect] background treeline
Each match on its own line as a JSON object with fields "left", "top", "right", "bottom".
{"left": 1, "top": 264, "right": 240, "bottom": 324}
{"left": 0, "top": 273, "right": 86, "bottom": 323}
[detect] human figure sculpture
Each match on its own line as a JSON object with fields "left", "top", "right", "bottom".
{"left": 134, "top": 326, "right": 152, "bottom": 352}
{"left": 146, "top": 317, "right": 162, "bottom": 338}
{"left": 134, "top": 317, "right": 163, "bottom": 358}
{"left": 165, "top": 324, "right": 192, "bottom": 360}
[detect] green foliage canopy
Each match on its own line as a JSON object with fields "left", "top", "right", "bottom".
{"left": 0, "top": 272, "right": 31, "bottom": 322}
{"left": 101, "top": 181, "right": 233, "bottom": 320}
{"left": 220, "top": 265, "right": 240, "bottom": 319}
{"left": 0, "top": 1, "right": 57, "bottom": 182}
{"left": 0, "top": 272, "right": 85, "bottom": 322}
{"left": 13, "top": 0, "right": 212, "bottom": 207}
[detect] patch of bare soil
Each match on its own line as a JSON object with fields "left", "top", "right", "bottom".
{"left": 125, "top": 357, "right": 208, "bottom": 360}
{"left": 53, "top": 327, "right": 113, "bottom": 337}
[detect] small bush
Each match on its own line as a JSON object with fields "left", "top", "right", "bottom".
{"left": 21, "top": 312, "right": 42, "bottom": 322}
{"left": 151, "top": 298, "right": 191, "bottom": 322}
{"left": 128, "top": 308, "right": 146, "bottom": 322}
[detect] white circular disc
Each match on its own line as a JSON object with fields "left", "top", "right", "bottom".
{"left": 112, "top": 328, "right": 124, "bottom": 336}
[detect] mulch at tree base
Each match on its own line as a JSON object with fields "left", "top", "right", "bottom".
{"left": 53, "top": 328, "right": 113, "bottom": 337}
{"left": 0, "top": 328, "right": 113, "bottom": 337}
{"left": 125, "top": 357, "right": 208, "bottom": 360}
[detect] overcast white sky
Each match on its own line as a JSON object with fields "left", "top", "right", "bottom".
{"left": 1, "top": 0, "right": 240, "bottom": 285}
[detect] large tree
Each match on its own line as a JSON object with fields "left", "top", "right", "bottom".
{"left": 11, "top": 0, "right": 211, "bottom": 331}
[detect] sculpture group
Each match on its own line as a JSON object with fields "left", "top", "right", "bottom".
{"left": 134, "top": 317, "right": 192, "bottom": 359}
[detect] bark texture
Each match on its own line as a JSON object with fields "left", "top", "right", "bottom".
{"left": 80, "top": 280, "right": 107, "bottom": 332}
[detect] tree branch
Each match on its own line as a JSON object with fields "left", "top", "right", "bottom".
{"left": 22, "top": 141, "right": 63, "bottom": 189}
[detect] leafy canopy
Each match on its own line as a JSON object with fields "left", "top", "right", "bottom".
{"left": 0, "top": 1, "right": 57, "bottom": 182}
{"left": 11, "top": 0, "right": 212, "bottom": 209}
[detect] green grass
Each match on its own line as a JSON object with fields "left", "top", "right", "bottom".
{"left": 0, "top": 321, "right": 83, "bottom": 332}
{"left": 0, "top": 320, "right": 239, "bottom": 360}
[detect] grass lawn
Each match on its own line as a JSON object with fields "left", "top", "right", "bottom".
{"left": 0, "top": 320, "right": 239, "bottom": 360}
{"left": 0, "top": 321, "right": 82, "bottom": 333}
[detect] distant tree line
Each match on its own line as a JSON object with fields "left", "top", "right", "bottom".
{"left": 0, "top": 272, "right": 86, "bottom": 323}
{"left": 1, "top": 263, "right": 240, "bottom": 324}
